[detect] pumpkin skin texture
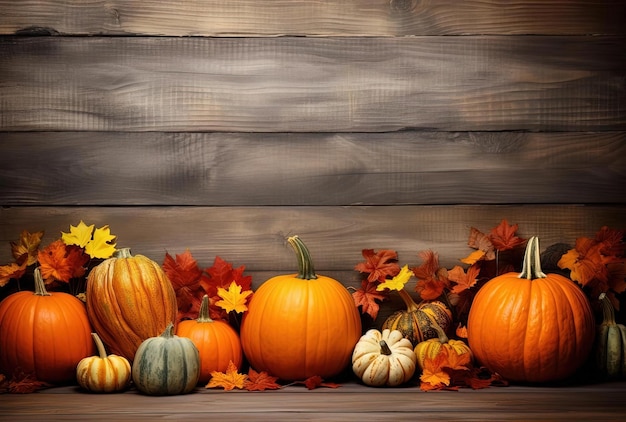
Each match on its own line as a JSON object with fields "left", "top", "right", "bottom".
{"left": 176, "top": 295, "right": 243, "bottom": 383}
{"left": 595, "top": 293, "right": 626, "bottom": 378}
{"left": 240, "top": 236, "right": 362, "bottom": 381}
{"left": 382, "top": 289, "right": 452, "bottom": 347}
{"left": 0, "top": 268, "right": 95, "bottom": 384}
{"left": 86, "top": 248, "right": 178, "bottom": 361}
{"left": 414, "top": 316, "right": 473, "bottom": 371}
{"left": 467, "top": 236, "right": 595, "bottom": 383}
{"left": 132, "top": 323, "right": 200, "bottom": 395}
{"left": 76, "top": 332, "right": 131, "bottom": 393}
{"left": 352, "top": 329, "right": 416, "bottom": 387}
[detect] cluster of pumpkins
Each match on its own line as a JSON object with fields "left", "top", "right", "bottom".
{"left": 0, "top": 236, "right": 624, "bottom": 395}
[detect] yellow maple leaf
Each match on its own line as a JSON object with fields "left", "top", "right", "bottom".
{"left": 62, "top": 221, "right": 94, "bottom": 248}
{"left": 84, "top": 225, "right": 117, "bottom": 259}
{"left": 376, "top": 264, "right": 412, "bottom": 292}
{"left": 206, "top": 361, "right": 247, "bottom": 390}
{"left": 216, "top": 281, "right": 253, "bottom": 314}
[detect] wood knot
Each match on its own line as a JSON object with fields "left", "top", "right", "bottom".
{"left": 389, "top": 0, "right": 417, "bottom": 14}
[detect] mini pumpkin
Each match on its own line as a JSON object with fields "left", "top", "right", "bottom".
{"left": 132, "top": 323, "right": 200, "bottom": 395}
{"left": 76, "top": 332, "right": 131, "bottom": 393}
{"left": 595, "top": 293, "right": 626, "bottom": 378}
{"left": 352, "top": 328, "right": 416, "bottom": 387}
{"left": 467, "top": 236, "right": 595, "bottom": 383}
{"left": 176, "top": 294, "right": 243, "bottom": 383}
{"left": 0, "top": 268, "right": 95, "bottom": 383}
{"left": 240, "top": 235, "right": 362, "bottom": 381}
{"left": 414, "top": 315, "right": 473, "bottom": 371}
{"left": 382, "top": 289, "right": 452, "bottom": 347}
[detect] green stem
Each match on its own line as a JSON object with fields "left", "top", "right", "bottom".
{"left": 114, "top": 248, "right": 133, "bottom": 259}
{"left": 518, "top": 236, "right": 546, "bottom": 280}
{"left": 287, "top": 236, "right": 317, "bottom": 280}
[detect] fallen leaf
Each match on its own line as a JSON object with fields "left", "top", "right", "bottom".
{"left": 244, "top": 369, "right": 281, "bottom": 391}
{"left": 206, "top": 361, "right": 247, "bottom": 391}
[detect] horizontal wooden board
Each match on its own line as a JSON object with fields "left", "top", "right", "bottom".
{"left": 1, "top": 131, "right": 625, "bottom": 206}
{"left": 1, "top": 205, "right": 622, "bottom": 273}
{"left": 1, "top": 36, "right": 624, "bottom": 132}
{"left": 1, "top": 1, "right": 625, "bottom": 36}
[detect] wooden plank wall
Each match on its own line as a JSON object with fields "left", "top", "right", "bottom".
{"left": 1, "top": 1, "right": 625, "bottom": 319}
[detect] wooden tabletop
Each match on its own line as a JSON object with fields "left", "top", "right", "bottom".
{"left": 2, "top": 380, "right": 626, "bottom": 421}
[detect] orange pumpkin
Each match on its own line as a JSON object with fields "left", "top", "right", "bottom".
{"left": 86, "top": 248, "right": 177, "bottom": 361}
{"left": 0, "top": 268, "right": 95, "bottom": 383}
{"left": 414, "top": 315, "right": 473, "bottom": 371}
{"left": 467, "top": 236, "right": 595, "bottom": 383}
{"left": 240, "top": 235, "right": 362, "bottom": 381}
{"left": 176, "top": 295, "right": 243, "bottom": 383}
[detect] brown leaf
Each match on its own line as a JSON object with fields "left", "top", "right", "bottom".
{"left": 467, "top": 228, "right": 495, "bottom": 261}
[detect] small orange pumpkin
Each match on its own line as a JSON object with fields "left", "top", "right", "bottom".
{"left": 467, "top": 236, "right": 595, "bottom": 383}
{"left": 86, "top": 248, "right": 178, "bottom": 361}
{"left": 0, "top": 268, "right": 95, "bottom": 383}
{"left": 414, "top": 315, "right": 473, "bottom": 371}
{"left": 176, "top": 295, "right": 243, "bottom": 383}
{"left": 76, "top": 332, "right": 131, "bottom": 393}
{"left": 240, "top": 235, "right": 362, "bottom": 381}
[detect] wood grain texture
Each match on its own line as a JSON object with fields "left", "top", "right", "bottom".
{"left": 1, "top": 0, "right": 625, "bottom": 36}
{"left": 1, "top": 382, "right": 625, "bottom": 421}
{"left": 1, "top": 205, "right": 623, "bottom": 273}
{"left": 1, "top": 131, "right": 625, "bottom": 206}
{"left": 1, "top": 36, "right": 624, "bottom": 132}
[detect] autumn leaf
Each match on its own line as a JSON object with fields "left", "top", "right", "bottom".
{"left": 216, "top": 281, "right": 253, "bottom": 314}
{"left": 162, "top": 250, "right": 206, "bottom": 321}
{"left": 65, "top": 245, "right": 89, "bottom": 279}
{"left": 456, "top": 323, "right": 468, "bottom": 339}
{"left": 295, "top": 376, "right": 341, "bottom": 390}
{"left": 420, "top": 354, "right": 451, "bottom": 390}
{"left": 61, "top": 221, "right": 94, "bottom": 248}
{"left": 412, "top": 250, "right": 441, "bottom": 280}
{"left": 84, "top": 225, "right": 116, "bottom": 259}
{"left": 489, "top": 219, "right": 525, "bottom": 252}
{"left": 352, "top": 280, "right": 387, "bottom": 320}
{"left": 467, "top": 228, "right": 495, "bottom": 261}
{"left": 460, "top": 249, "right": 486, "bottom": 265}
{"left": 38, "top": 240, "right": 73, "bottom": 283}
{"left": 376, "top": 264, "right": 412, "bottom": 292}
{"left": 354, "top": 249, "right": 400, "bottom": 283}
{"left": 1, "top": 369, "right": 51, "bottom": 394}
{"left": 0, "top": 263, "right": 26, "bottom": 288}
{"left": 206, "top": 361, "right": 247, "bottom": 391}
{"left": 244, "top": 369, "right": 281, "bottom": 391}
{"left": 448, "top": 264, "right": 480, "bottom": 294}
{"left": 11, "top": 230, "right": 44, "bottom": 266}
{"left": 203, "top": 256, "right": 253, "bottom": 320}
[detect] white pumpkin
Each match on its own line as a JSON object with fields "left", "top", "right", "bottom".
{"left": 351, "top": 328, "right": 416, "bottom": 387}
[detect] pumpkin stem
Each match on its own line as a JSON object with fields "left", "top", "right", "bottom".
{"left": 287, "top": 235, "right": 318, "bottom": 280}
{"left": 397, "top": 288, "right": 420, "bottom": 312}
{"left": 161, "top": 322, "right": 175, "bottom": 338}
{"left": 91, "top": 332, "right": 109, "bottom": 359}
{"left": 113, "top": 248, "right": 132, "bottom": 259}
{"left": 599, "top": 293, "right": 617, "bottom": 326}
{"left": 197, "top": 295, "right": 215, "bottom": 323}
{"left": 379, "top": 340, "right": 392, "bottom": 356}
{"left": 33, "top": 267, "right": 52, "bottom": 296}
{"left": 518, "top": 236, "right": 546, "bottom": 280}
{"left": 425, "top": 312, "right": 449, "bottom": 344}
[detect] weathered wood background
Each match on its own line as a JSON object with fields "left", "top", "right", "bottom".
{"left": 1, "top": 1, "right": 625, "bottom": 319}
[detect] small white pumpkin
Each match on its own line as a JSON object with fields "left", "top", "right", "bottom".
{"left": 351, "top": 328, "right": 416, "bottom": 387}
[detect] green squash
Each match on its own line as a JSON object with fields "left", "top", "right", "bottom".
{"left": 595, "top": 293, "right": 626, "bottom": 378}
{"left": 132, "top": 323, "right": 200, "bottom": 395}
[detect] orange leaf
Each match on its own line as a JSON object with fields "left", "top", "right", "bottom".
{"left": 489, "top": 219, "right": 525, "bottom": 252}
{"left": 354, "top": 249, "right": 400, "bottom": 283}
{"left": 415, "top": 277, "right": 446, "bottom": 301}
{"left": 206, "top": 361, "right": 247, "bottom": 391}
{"left": 448, "top": 264, "right": 480, "bottom": 294}
{"left": 0, "top": 263, "right": 26, "bottom": 288}
{"left": 412, "top": 250, "right": 440, "bottom": 280}
{"left": 37, "top": 240, "right": 73, "bottom": 283}
{"left": 294, "top": 376, "right": 341, "bottom": 390}
{"left": 244, "top": 369, "right": 281, "bottom": 391}
{"left": 352, "top": 280, "right": 387, "bottom": 320}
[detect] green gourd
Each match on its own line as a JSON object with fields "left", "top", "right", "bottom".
{"left": 595, "top": 293, "right": 626, "bottom": 378}
{"left": 132, "top": 323, "right": 200, "bottom": 395}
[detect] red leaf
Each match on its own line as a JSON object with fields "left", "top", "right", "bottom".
{"left": 354, "top": 249, "right": 400, "bottom": 283}
{"left": 489, "top": 219, "right": 526, "bottom": 252}
{"left": 294, "top": 376, "right": 341, "bottom": 390}
{"left": 352, "top": 280, "right": 387, "bottom": 320}
{"left": 244, "top": 369, "right": 281, "bottom": 391}
{"left": 162, "top": 250, "right": 206, "bottom": 321}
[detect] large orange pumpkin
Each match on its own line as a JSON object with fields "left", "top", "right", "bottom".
{"left": 467, "top": 236, "right": 595, "bottom": 383}
{"left": 176, "top": 295, "right": 243, "bottom": 383}
{"left": 86, "top": 248, "right": 177, "bottom": 361}
{"left": 240, "top": 235, "right": 362, "bottom": 381}
{"left": 0, "top": 268, "right": 95, "bottom": 383}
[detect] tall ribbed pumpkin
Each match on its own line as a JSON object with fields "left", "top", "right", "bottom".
{"left": 86, "top": 248, "right": 177, "bottom": 361}
{"left": 0, "top": 268, "right": 95, "bottom": 383}
{"left": 467, "top": 236, "right": 595, "bottom": 383}
{"left": 240, "top": 236, "right": 362, "bottom": 381}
